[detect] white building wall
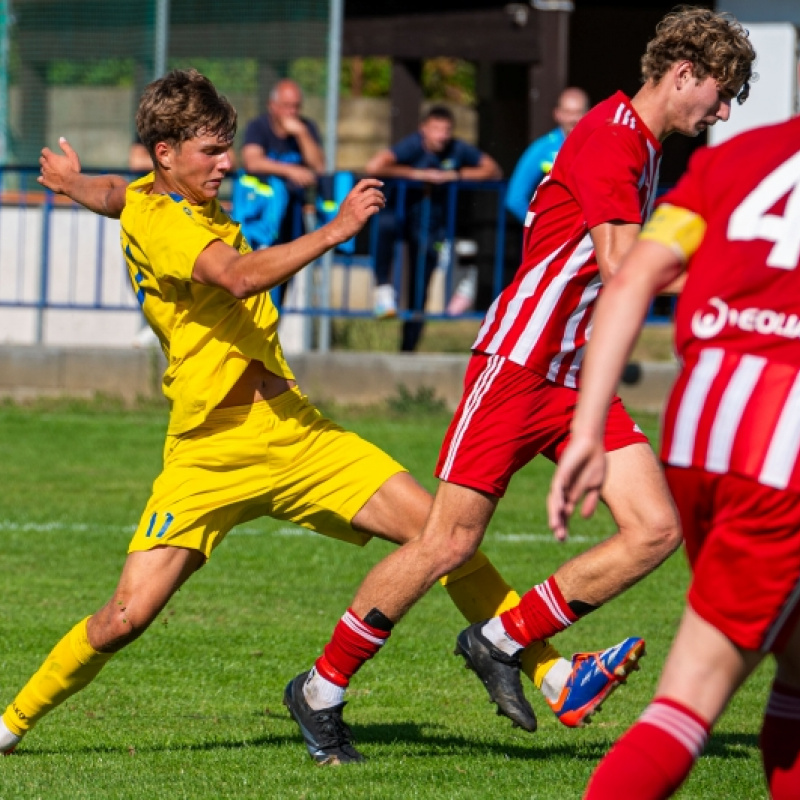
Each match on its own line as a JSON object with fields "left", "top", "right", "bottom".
{"left": 708, "top": 22, "right": 799, "bottom": 145}
{"left": 0, "top": 206, "right": 143, "bottom": 347}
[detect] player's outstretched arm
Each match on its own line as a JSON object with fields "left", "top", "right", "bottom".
{"left": 193, "top": 178, "right": 385, "bottom": 298}
{"left": 38, "top": 137, "right": 127, "bottom": 219}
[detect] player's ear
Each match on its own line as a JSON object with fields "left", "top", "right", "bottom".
{"left": 674, "top": 60, "right": 695, "bottom": 89}
{"left": 153, "top": 141, "right": 171, "bottom": 170}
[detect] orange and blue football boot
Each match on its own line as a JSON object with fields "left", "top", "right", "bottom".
{"left": 547, "top": 637, "right": 646, "bottom": 727}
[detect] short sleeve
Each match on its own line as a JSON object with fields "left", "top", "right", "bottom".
{"left": 453, "top": 141, "right": 483, "bottom": 168}
{"left": 567, "top": 125, "right": 647, "bottom": 229}
{"left": 391, "top": 134, "right": 423, "bottom": 165}
{"left": 145, "top": 200, "right": 221, "bottom": 282}
{"left": 243, "top": 117, "right": 267, "bottom": 148}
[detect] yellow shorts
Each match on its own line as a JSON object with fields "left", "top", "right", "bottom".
{"left": 128, "top": 387, "right": 406, "bottom": 559}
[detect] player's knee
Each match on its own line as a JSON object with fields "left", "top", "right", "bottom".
{"left": 653, "top": 513, "right": 682, "bottom": 555}
{"left": 447, "top": 539, "right": 482, "bottom": 575}
{"left": 422, "top": 527, "right": 483, "bottom": 578}
{"left": 621, "top": 507, "right": 682, "bottom": 561}
{"left": 90, "top": 600, "right": 158, "bottom": 652}
{"left": 643, "top": 515, "right": 682, "bottom": 562}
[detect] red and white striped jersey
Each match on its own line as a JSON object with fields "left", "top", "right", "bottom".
{"left": 473, "top": 92, "right": 662, "bottom": 387}
{"left": 663, "top": 350, "right": 800, "bottom": 490}
{"left": 659, "top": 115, "right": 800, "bottom": 490}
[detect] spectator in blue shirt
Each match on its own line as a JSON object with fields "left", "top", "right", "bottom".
{"left": 366, "top": 105, "right": 501, "bottom": 352}
{"left": 505, "top": 87, "right": 589, "bottom": 224}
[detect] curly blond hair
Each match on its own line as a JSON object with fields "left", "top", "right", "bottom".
{"left": 136, "top": 69, "right": 237, "bottom": 157}
{"left": 641, "top": 6, "right": 756, "bottom": 104}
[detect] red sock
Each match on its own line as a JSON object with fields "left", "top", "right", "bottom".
{"left": 585, "top": 698, "right": 710, "bottom": 800}
{"left": 314, "top": 609, "right": 391, "bottom": 687}
{"left": 760, "top": 680, "right": 800, "bottom": 800}
{"left": 500, "top": 576, "right": 578, "bottom": 647}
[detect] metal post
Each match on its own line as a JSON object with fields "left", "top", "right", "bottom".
{"left": 318, "top": 0, "right": 343, "bottom": 352}
{"left": 0, "top": 0, "right": 10, "bottom": 165}
{"left": 36, "top": 190, "right": 53, "bottom": 344}
{"left": 154, "top": 0, "right": 170, "bottom": 79}
{"left": 135, "top": 0, "right": 169, "bottom": 335}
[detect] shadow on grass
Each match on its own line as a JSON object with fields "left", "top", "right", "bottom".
{"left": 8, "top": 730, "right": 606, "bottom": 762}
{"left": 351, "top": 723, "right": 759, "bottom": 762}
{"left": 703, "top": 731, "right": 760, "bottom": 758}
{"left": 10, "top": 718, "right": 759, "bottom": 763}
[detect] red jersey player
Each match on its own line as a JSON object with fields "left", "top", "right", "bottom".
{"left": 550, "top": 112, "right": 800, "bottom": 798}
{"left": 280, "top": 8, "right": 756, "bottom": 765}
{"left": 470, "top": 90, "right": 662, "bottom": 389}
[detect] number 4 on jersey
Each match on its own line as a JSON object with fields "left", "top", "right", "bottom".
{"left": 728, "top": 149, "right": 800, "bottom": 270}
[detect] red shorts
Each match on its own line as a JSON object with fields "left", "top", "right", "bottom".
{"left": 436, "top": 353, "right": 648, "bottom": 498}
{"left": 666, "top": 465, "right": 800, "bottom": 653}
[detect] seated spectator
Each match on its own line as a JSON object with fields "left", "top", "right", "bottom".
{"left": 239, "top": 79, "right": 324, "bottom": 307}
{"left": 365, "top": 106, "right": 501, "bottom": 352}
{"left": 505, "top": 87, "right": 589, "bottom": 224}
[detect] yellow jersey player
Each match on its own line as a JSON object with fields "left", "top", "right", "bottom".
{"left": 0, "top": 69, "right": 622, "bottom": 765}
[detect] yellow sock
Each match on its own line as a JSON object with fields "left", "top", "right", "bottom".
{"left": 2, "top": 616, "right": 114, "bottom": 736}
{"left": 440, "top": 550, "right": 562, "bottom": 689}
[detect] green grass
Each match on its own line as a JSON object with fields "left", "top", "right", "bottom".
{"left": 330, "top": 318, "right": 677, "bottom": 362}
{"left": 0, "top": 398, "right": 771, "bottom": 799}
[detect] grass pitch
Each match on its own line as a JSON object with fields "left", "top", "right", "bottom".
{"left": 0, "top": 398, "right": 771, "bottom": 799}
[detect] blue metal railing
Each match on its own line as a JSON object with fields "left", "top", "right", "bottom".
{"left": 0, "top": 166, "right": 143, "bottom": 315}
{"left": 0, "top": 166, "right": 674, "bottom": 333}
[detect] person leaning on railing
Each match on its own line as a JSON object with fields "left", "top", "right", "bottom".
{"left": 365, "top": 105, "right": 502, "bottom": 352}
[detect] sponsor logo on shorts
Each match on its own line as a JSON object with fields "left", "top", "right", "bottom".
{"left": 691, "top": 297, "right": 800, "bottom": 341}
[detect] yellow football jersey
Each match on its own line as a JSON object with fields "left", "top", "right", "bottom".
{"left": 120, "top": 174, "right": 294, "bottom": 436}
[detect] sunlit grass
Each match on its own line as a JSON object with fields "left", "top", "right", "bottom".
{"left": 0, "top": 401, "right": 769, "bottom": 799}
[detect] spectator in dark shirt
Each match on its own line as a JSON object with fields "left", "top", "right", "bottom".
{"left": 240, "top": 80, "right": 325, "bottom": 305}
{"left": 242, "top": 79, "right": 324, "bottom": 191}
{"left": 366, "top": 106, "right": 502, "bottom": 352}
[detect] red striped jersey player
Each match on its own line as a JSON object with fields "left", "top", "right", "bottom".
{"left": 552, "top": 108, "right": 800, "bottom": 800}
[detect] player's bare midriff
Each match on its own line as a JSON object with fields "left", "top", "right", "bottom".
{"left": 217, "top": 359, "right": 296, "bottom": 408}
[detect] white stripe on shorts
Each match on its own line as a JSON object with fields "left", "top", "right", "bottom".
{"left": 440, "top": 355, "right": 505, "bottom": 481}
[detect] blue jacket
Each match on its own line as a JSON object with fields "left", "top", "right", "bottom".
{"left": 505, "top": 128, "right": 566, "bottom": 223}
